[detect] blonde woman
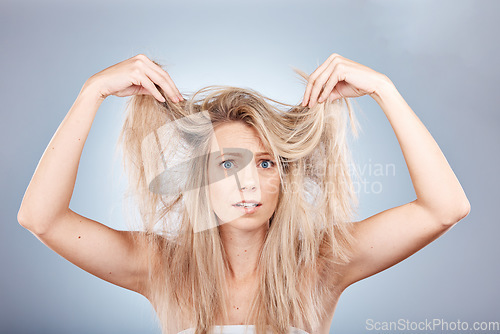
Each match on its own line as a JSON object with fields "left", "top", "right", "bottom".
{"left": 18, "top": 53, "right": 470, "bottom": 334}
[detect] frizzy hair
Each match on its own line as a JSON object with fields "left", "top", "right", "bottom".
{"left": 115, "top": 60, "right": 359, "bottom": 334}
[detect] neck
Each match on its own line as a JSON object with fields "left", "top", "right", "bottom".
{"left": 219, "top": 223, "right": 268, "bottom": 282}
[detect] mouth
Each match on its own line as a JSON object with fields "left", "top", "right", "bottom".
{"left": 232, "top": 200, "right": 262, "bottom": 208}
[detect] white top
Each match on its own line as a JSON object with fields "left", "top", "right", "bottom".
{"left": 177, "top": 325, "right": 310, "bottom": 334}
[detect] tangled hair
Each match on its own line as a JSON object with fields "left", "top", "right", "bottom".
{"left": 116, "top": 60, "right": 359, "bottom": 334}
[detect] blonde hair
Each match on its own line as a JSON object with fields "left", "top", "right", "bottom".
{"left": 116, "top": 61, "right": 359, "bottom": 334}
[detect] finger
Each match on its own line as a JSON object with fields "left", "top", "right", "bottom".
{"left": 144, "top": 67, "right": 180, "bottom": 103}
{"left": 302, "top": 56, "right": 335, "bottom": 106}
{"left": 327, "top": 87, "right": 343, "bottom": 102}
{"left": 143, "top": 63, "right": 182, "bottom": 102}
{"left": 153, "top": 67, "right": 183, "bottom": 101}
{"left": 144, "top": 59, "right": 183, "bottom": 101}
{"left": 308, "top": 62, "right": 338, "bottom": 108}
{"left": 138, "top": 74, "right": 168, "bottom": 102}
{"left": 302, "top": 54, "right": 340, "bottom": 106}
{"left": 318, "top": 63, "right": 347, "bottom": 103}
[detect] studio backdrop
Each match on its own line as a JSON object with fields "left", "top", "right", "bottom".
{"left": 1, "top": 1, "right": 498, "bottom": 333}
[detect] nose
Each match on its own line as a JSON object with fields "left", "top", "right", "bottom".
{"left": 236, "top": 160, "right": 258, "bottom": 192}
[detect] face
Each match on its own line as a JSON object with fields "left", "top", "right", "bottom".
{"left": 207, "top": 122, "right": 281, "bottom": 231}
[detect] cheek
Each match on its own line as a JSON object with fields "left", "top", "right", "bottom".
{"left": 209, "top": 181, "right": 227, "bottom": 209}
{"left": 260, "top": 174, "right": 281, "bottom": 198}
{"left": 208, "top": 181, "right": 230, "bottom": 221}
{"left": 209, "top": 180, "right": 224, "bottom": 195}
{"left": 208, "top": 177, "right": 237, "bottom": 210}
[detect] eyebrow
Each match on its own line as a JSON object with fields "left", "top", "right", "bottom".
{"left": 216, "top": 151, "right": 272, "bottom": 159}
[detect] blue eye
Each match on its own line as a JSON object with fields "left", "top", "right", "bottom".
{"left": 219, "top": 160, "right": 235, "bottom": 169}
{"left": 260, "top": 160, "right": 275, "bottom": 169}
{"left": 219, "top": 159, "right": 275, "bottom": 170}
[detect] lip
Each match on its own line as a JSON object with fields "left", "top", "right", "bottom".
{"left": 233, "top": 200, "right": 262, "bottom": 205}
{"left": 232, "top": 201, "right": 262, "bottom": 214}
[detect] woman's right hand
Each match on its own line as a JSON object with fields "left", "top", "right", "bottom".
{"left": 85, "top": 54, "right": 183, "bottom": 103}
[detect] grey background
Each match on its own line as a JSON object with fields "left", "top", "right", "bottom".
{"left": 1, "top": 0, "right": 498, "bottom": 333}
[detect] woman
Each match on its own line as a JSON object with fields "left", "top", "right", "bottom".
{"left": 17, "top": 53, "right": 470, "bottom": 334}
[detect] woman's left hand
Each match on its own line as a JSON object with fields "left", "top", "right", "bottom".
{"left": 301, "top": 53, "right": 392, "bottom": 108}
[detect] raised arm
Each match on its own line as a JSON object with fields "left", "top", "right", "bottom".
{"left": 17, "top": 54, "right": 182, "bottom": 296}
{"left": 302, "top": 53, "right": 470, "bottom": 289}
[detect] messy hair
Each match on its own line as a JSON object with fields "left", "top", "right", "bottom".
{"left": 116, "top": 60, "right": 359, "bottom": 334}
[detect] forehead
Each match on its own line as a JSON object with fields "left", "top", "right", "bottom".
{"left": 211, "top": 122, "right": 270, "bottom": 153}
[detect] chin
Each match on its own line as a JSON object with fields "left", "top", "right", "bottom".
{"left": 218, "top": 216, "right": 270, "bottom": 230}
